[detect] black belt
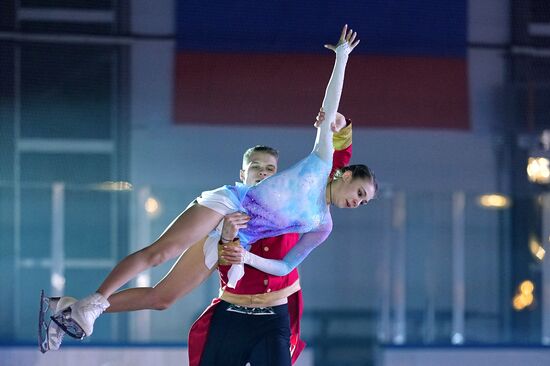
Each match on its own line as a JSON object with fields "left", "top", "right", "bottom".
{"left": 226, "top": 304, "right": 276, "bottom": 315}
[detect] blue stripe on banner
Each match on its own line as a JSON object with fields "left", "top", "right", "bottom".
{"left": 176, "top": 0, "right": 466, "bottom": 57}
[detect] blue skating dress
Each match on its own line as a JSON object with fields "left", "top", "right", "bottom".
{"left": 198, "top": 152, "right": 333, "bottom": 249}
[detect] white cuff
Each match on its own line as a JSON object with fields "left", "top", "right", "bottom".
{"left": 227, "top": 264, "right": 245, "bottom": 288}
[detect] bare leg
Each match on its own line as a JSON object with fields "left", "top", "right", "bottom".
{"left": 106, "top": 237, "right": 215, "bottom": 312}
{"left": 96, "top": 204, "right": 223, "bottom": 298}
{"left": 49, "top": 205, "right": 224, "bottom": 339}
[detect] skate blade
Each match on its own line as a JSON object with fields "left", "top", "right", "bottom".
{"left": 51, "top": 309, "right": 85, "bottom": 340}
{"left": 38, "top": 290, "right": 50, "bottom": 353}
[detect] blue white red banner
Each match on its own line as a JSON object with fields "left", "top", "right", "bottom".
{"left": 174, "top": 1, "right": 468, "bottom": 129}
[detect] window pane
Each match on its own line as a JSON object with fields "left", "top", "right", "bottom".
{"left": 0, "top": 42, "right": 14, "bottom": 181}
{"left": 65, "top": 190, "right": 113, "bottom": 259}
{"left": 21, "top": 0, "right": 113, "bottom": 10}
{"left": 20, "top": 153, "right": 112, "bottom": 184}
{"left": 20, "top": 21, "right": 114, "bottom": 34}
{"left": 17, "top": 267, "right": 50, "bottom": 340}
{"left": 20, "top": 43, "right": 115, "bottom": 139}
{"left": 20, "top": 188, "right": 51, "bottom": 258}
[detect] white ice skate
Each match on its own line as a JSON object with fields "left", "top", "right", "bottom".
{"left": 38, "top": 290, "right": 77, "bottom": 353}
{"left": 50, "top": 292, "right": 109, "bottom": 340}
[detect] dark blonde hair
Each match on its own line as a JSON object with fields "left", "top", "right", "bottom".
{"left": 334, "top": 164, "right": 379, "bottom": 197}
{"left": 242, "top": 145, "right": 279, "bottom": 167}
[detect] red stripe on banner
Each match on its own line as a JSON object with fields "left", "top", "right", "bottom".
{"left": 174, "top": 53, "right": 468, "bottom": 129}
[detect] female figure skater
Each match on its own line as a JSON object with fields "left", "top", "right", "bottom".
{"left": 42, "top": 24, "right": 376, "bottom": 344}
{"left": 41, "top": 110, "right": 351, "bottom": 355}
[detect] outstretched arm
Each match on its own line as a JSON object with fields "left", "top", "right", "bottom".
{"left": 221, "top": 218, "right": 333, "bottom": 276}
{"left": 312, "top": 25, "right": 359, "bottom": 163}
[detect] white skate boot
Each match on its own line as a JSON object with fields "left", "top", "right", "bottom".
{"left": 38, "top": 290, "right": 77, "bottom": 353}
{"left": 51, "top": 292, "right": 110, "bottom": 340}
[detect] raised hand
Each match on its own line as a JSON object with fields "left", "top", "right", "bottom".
{"left": 314, "top": 107, "right": 347, "bottom": 132}
{"left": 324, "top": 24, "right": 360, "bottom": 53}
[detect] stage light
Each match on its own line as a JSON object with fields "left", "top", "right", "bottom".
{"left": 513, "top": 280, "right": 536, "bottom": 311}
{"left": 451, "top": 333, "right": 464, "bottom": 345}
{"left": 520, "top": 280, "right": 534, "bottom": 294}
{"left": 527, "top": 130, "right": 550, "bottom": 184}
{"left": 94, "top": 181, "right": 133, "bottom": 191}
{"left": 529, "top": 236, "right": 546, "bottom": 261}
{"left": 477, "top": 194, "right": 510, "bottom": 209}
{"left": 51, "top": 273, "right": 66, "bottom": 292}
{"left": 527, "top": 157, "right": 550, "bottom": 184}
{"left": 145, "top": 197, "right": 161, "bottom": 216}
{"left": 520, "top": 292, "right": 534, "bottom": 306}
{"left": 513, "top": 295, "right": 525, "bottom": 311}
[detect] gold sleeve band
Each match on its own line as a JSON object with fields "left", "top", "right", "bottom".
{"left": 333, "top": 121, "right": 352, "bottom": 150}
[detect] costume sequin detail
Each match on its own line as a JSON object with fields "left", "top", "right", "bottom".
{"left": 226, "top": 153, "right": 331, "bottom": 248}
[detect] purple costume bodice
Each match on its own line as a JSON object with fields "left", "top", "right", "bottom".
{"left": 226, "top": 153, "right": 332, "bottom": 248}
